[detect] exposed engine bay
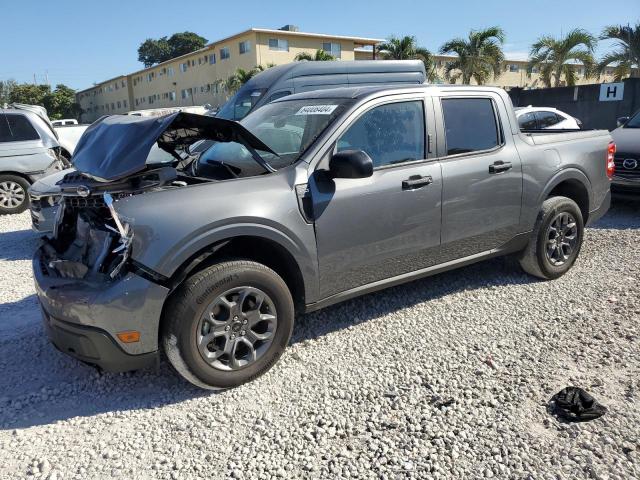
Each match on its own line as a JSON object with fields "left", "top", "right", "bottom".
{"left": 32, "top": 111, "right": 279, "bottom": 281}
{"left": 36, "top": 167, "right": 205, "bottom": 280}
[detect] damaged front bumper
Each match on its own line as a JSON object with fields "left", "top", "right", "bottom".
{"left": 33, "top": 246, "right": 169, "bottom": 372}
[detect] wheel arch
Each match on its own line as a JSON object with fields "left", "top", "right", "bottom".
{"left": 163, "top": 233, "right": 311, "bottom": 313}
{"left": 539, "top": 169, "right": 592, "bottom": 223}
{"left": 0, "top": 171, "right": 34, "bottom": 184}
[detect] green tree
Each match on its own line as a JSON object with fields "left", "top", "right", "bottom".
{"left": 598, "top": 23, "right": 640, "bottom": 80}
{"left": 137, "top": 38, "right": 171, "bottom": 67}
{"left": 167, "top": 32, "right": 208, "bottom": 57}
{"left": 377, "top": 35, "right": 438, "bottom": 82}
{"left": 8, "top": 83, "right": 80, "bottom": 120}
{"left": 0, "top": 79, "right": 17, "bottom": 105}
{"left": 439, "top": 27, "right": 505, "bottom": 85}
{"left": 224, "top": 64, "right": 276, "bottom": 95}
{"left": 43, "top": 84, "right": 82, "bottom": 120}
{"left": 9, "top": 83, "right": 51, "bottom": 106}
{"left": 528, "top": 29, "right": 597, "bottom": 87}
{"left": 137, "top": 32, "right": 208, "bottom": 66}
{"left": 294, "top": 49, "right": 335, "bottom": 61}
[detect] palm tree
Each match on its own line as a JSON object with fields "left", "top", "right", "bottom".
{"left": 528, "top": 29, "right": 597, "bottom": 87}
{"left": 439, "top": 27, "right": 505, "bottom": 85}
{"left": 597, "top": 23, "right": 640, "bottom": 80}
{"left": 224, "top": 64, "right": 276, "bottom": 95}
{"left": 377, "top": 35, "right": 438, "bottom": 82}
{"left": 294, "top": 49, "right": 335, "bottom": 61}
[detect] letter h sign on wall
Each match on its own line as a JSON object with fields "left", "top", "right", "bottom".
{"left": 599, "top": 82, "right": 624, "bottom": 101}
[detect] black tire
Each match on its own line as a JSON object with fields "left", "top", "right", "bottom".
{"left": 519, "top": 196, "right": 584, "bottom": 280}
{"left": 0, "top": 174, "right": 31, "bottom": 215}
{"left": 162, "top": 260, "right": 294, "bottom": 390}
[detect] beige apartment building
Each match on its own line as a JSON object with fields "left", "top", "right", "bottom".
{"left": 77, "top": 26, "right": 381, "bottom": 122}
{"left": 78, "top": 25, "right": 626, "bottom": 123}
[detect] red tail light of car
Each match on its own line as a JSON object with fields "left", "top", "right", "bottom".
{"left": 607, "top": 141, "right": 616, "bottom": 179}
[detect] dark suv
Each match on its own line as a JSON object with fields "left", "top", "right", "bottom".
{"left": 610, "top": 111, "right": 640, "bottom": 196}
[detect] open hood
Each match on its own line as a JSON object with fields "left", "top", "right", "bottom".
{"left": 72, "top": 111, "right": 275, "bottom": 182}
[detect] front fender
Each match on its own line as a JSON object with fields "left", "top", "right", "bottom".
{"left": 112, "top": 173, "right": 319, "bottom": 303}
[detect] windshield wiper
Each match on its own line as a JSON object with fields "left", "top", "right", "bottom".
{"left": 240, "top": 139, "right": 278, "bottom": 173}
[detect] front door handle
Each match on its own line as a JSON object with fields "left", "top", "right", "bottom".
{"left": 489, "top": 161, "right": 513, "bottom": 174}
{"left": 402, "top": 175, "right": 433, "bottom": 190}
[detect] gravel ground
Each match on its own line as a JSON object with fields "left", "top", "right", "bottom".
{"left": 0, "top": 201, "right": 638, "bottom": 480}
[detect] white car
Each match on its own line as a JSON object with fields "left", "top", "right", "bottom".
{"left": 51, "top": 118, "right": 78, "bottom": 126}
{"left": 515, "top": 106, "right": 582, "bottom": 130}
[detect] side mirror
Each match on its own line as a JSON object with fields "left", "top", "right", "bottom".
{"left": 329, "top": 150, "right": 373, "bottom": 179}
{"left": 617, "top": 116, "right": 630, "bottom": 127}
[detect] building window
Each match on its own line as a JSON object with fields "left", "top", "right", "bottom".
{"left": 209, "top": 53, "right": 216, "bottom": 64}
{"left": 239, "top": 40, "right": 251, "bottom": 54}
{"left": 181, "top": 89, "right": 191, "bottom": 99}
{"left": 268, "top": 38, "right": 289, "bottom": 51}
{"left": 508, "top": 64, "right": 519, "bottom": 73}
{"left": 122, "top": 80, "right": 126, "bottom": 87}
{"left": 123, "top": 100, "right": 127, "bottom": 108}
{"left": 117, "top": 101, "right": 121, "bottom": 108}
{"left": 191, "top": 60, "right": 195, "bottom": 66}
{"left": 220, "top": 47, "right": 230, "bottom": 60}
{"left": 169, "top": 91, "right": 176, "bottom": 101}
{"left": 167, "top": 66, "right": 174, "bottom": 76}
{"left": 147, "top": 72, "right": 154, "bottom": 82}
{"left": 180, "top": 62, "right": 188, "bottom": 73}
{"left": 322, "top": 42, "right": 341, "bottom": 58}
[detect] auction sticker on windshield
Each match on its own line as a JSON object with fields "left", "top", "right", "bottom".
{"left": 296, "top": 105, "right": 338, "bottom": 115}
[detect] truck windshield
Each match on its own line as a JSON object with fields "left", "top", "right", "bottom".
{"left": 197, "top": 98, "right": 351, "bottom": 175}
{"left": 217, "top": 88, "right": 267, "bottom": 121}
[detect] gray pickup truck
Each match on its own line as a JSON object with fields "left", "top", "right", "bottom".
{"left": 30, "top": 85, "right": 613, "bottom": 390}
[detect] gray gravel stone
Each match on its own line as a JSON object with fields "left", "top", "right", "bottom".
{"left": 0, "top": 203, "right": 639, "bottom": 479}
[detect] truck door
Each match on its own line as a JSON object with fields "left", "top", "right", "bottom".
{"left": 436, "top": 95, "right": 523, "bottom": 261}
{"left": 310, "top": 97, "right": 442, "bottom": 299}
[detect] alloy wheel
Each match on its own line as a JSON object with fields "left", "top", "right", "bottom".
{"left": 197, "top": 286, "right": 278, "bottom": 371}
{"left": 0, "top": 181, "right": 26, "bottom": 209}
{"left": 545, "top": 211, "right": 578, "bottom": 266}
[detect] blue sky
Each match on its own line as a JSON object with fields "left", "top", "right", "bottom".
{"left": 1, "top": 0, "right": 637, "bottom": 90}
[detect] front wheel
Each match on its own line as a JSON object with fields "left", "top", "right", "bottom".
{"left": 519, "top": 196, "right": 584, "bottom": 280}
{"left": 0, "top": 175, "right": 31, "bottom": 215}
{"left": 163, "top": 260, "right": 294, "bottom": 390}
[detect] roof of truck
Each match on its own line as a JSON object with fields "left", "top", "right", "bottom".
{"left": 271, "top": 83, "right": 506, "bottom": 102}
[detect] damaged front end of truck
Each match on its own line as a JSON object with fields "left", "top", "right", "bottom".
{"left": 32, "top": 111, "right": 274, "bottom": 281}
{"left": 30, "top": 111, "right": 276, "bottom": 370}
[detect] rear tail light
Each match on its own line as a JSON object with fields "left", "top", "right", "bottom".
{"left": 606, "top": 141, "right": 616, "bottom": 179}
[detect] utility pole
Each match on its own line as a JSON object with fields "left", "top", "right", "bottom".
{"left": 33, "top": 73, "right": 37, "bottom": 84}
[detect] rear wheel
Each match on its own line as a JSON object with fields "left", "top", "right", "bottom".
{"left": 0, "top": 175, "right": 30, "bottom": 215}
{"left": 519, "top": 196, "right": 584, "bottom": 280}
{"left": 163, "top": 260, "right": 294, "bottom": 390}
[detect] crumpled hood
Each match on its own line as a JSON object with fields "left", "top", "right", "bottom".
{"left": 611, "top": 127, "right": 640, "bottom": 155}
{"left": 72, "top": 112, "right": 274, "bottom": 182}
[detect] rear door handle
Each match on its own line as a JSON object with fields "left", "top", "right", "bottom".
{"left": 489, "top": 161, "right": 513, "bottom": 174}
{"left": 402, "top": 175, "right": 433, "bottom": 190}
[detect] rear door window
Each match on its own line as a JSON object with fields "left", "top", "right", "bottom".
{"left": 441, "top": 98, "right": 500, "bottom": 155}
{"left": 337, "top": 100, "right": 425, "bottom": 168}
{"left": 0, "top": 114, "right": 40, "bottom": 142}
{"left": 518, "top": 112, "right": 537, "bottom": 130}
{"left": 535, "top": 111, "right": 562, "bottom": 128}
